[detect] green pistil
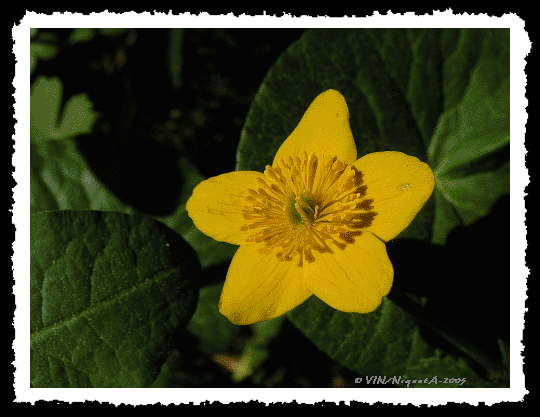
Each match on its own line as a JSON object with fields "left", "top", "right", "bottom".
{"left": 289, "top": 194, "right": 317, "bottom": 225}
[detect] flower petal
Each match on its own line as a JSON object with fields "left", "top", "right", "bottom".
{"left": 219, "top": 245, "right": 312, "bottom": 325}
{"left": 273, "top": 89, "right": 357, "bottom": 166}
{"left": 353, "top": 151, "right": 435, "bottom": 242}
{"left": 303, "top": 231, "right": 393, "bottom": 313}
{"left": 186, "top": 171, "right": 265, "bottom": 245}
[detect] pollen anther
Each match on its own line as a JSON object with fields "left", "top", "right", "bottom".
{"left": 241, "top": 152, "right": 376, "bottom": 265}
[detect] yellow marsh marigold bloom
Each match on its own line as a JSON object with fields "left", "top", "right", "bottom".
{"left": 187, "top": 89, "right": 434, "bottom": 325}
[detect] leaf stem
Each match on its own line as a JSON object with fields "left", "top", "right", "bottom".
{"left": 387, "top": 286, "right": 507, "bottom": 379}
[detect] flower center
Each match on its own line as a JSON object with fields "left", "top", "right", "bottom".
{"left": 289, "top": 193, "right": 318, "bottom": 225}
{"left": 241, "top": 151, "right": 376, "bottom": 267}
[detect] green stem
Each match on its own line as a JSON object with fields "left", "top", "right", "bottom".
{"left": 387, "top": 287, "right": 506, "bottom": 378}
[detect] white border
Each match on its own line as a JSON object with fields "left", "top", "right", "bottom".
{"left": 15, "top": 12, "right": 528, "bottom": 404}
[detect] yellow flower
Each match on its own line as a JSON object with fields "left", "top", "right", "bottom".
{"left": 187, "top": 89, "right": 434, "bottom": 325}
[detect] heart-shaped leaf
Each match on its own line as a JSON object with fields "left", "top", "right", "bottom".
{"left": 236, "top": 28, "right": 509, "bottom": 385}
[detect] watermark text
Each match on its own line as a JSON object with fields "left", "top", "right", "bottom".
{"left": 355, "top": 376, "right": 467, "bottom": 387}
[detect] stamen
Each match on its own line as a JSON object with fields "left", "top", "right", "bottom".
{"left": 240, "top": 152, "right": 377, "bottom": 265}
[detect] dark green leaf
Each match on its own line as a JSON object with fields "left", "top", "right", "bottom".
{"left": 186, "top": 282, "right": 240, "bottom": 354}
{"left": 30, "top": 210, "right": 200, "bottom": 387}
{"left": 287, "top": 297, "right": 414, "bottom": 384}
{"left": 429, "top": 73, "right": 509, "bottom": 243}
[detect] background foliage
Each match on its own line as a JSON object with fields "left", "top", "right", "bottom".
{"left": 29, "top": 28, "right": 510, "bottom": 387}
